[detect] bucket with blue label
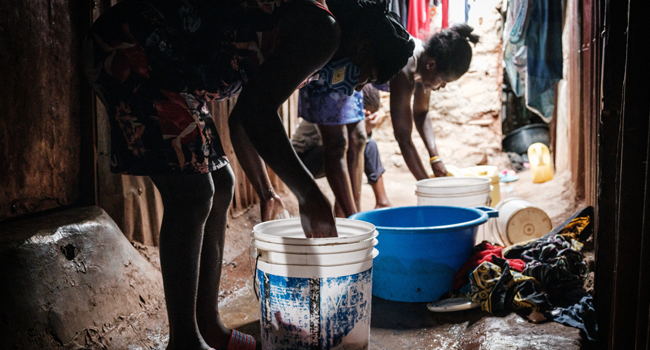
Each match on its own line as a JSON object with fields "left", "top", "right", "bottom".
{"left": 251, "top": 218, "right": 378, "bottom": 350}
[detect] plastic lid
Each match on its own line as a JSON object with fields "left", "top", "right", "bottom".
{"left": 416, "top": 177, "right": 491, "bottom": 188}
{"left": 416, "top": 177, "right": 491, "bottom": 196}
{"left": 506, "top": 207, "right": 552, "bottom": 245}
{"left": 253, "top": 218, "right": 376, "bottom": 245}
{"left": 427, "top": 298, "right": 480, "bottom": 312}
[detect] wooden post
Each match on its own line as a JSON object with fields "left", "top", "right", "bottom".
{"left": 568, "top": 0, "right": 584, "bottom": 199}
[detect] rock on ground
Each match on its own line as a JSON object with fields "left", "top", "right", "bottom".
{"left": 0, "top": 207, "right": 168, "bottom": 349}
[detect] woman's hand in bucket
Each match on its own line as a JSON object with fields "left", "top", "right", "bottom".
{"left": 299, "top": 190, "right": 337, "bottom": 238}
{"left": 431, "top": 161, "right": 448, "bottom": 178}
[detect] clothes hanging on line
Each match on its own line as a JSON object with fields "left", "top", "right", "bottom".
{"left": 441, "top": 0, "right": 449, "bottom": 28}
{"left": 502, "top": 0, "right": 563, "bottom": 122}
{"left": 525, "top": 0, "right": 563, "bottom": 122}
{"left": 407, "top": 0, "right": 431, "bottom": 39}
{"left": 389, "top": 0, "right": 410, "bottom": 29}
{"left": 503, "top": 0, "right": 531, "bottom": 97}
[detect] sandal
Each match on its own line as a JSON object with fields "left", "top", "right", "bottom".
{"left": 227, "top": 329, "right": 256, "bottom": 350}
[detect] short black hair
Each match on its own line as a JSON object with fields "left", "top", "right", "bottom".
{"left": 424, "top": 23, "right": 479, "bottom": 80}
{"left": 363, "top": 84, "right": 381, "bottom": 112}
{"left": 328, "top": 0, "right": 415, "bottom": 84}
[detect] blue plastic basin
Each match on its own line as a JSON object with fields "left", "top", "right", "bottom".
{"left": 349, "top": 205, "right": 498, "bottom": 302}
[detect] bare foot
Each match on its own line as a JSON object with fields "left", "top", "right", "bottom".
{"left": 374, "top": 200, "right": 391, "bottom": 209}
{"left": 261, "top": 194, "right": 290, "bottom": 222}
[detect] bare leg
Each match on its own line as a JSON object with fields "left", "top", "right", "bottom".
{"left": 149, "top": 173, "right": 215, "bottom": 350}
{"left": 346, "top": 121, "right": 366, "bottom": 212}
{"left": 230, "top": 118, "right": 289, "bottom": 222}
{"left": 319, "top": 124, "right": 357, "bottom": 217}
{"left": 194, "top": 165, "right": 235, "bottom": 349}
{"left": 370, "top": 175, "right": 392, "bottom": 208}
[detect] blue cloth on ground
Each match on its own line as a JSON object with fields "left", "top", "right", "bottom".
{"left": 548, "top": 289, "right": 598, "bottom": 343}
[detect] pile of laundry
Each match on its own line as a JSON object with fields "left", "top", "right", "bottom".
{"left": 452, "top": 207, "right": 597, "bottom": 342}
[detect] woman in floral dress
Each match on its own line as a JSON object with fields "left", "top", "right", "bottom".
{"left": 86, "top": 0, "right": 414, "bottom": 348}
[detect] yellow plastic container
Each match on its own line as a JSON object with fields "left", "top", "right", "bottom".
{"left": 528, "top": 143, "right": 554, "bottom": 183}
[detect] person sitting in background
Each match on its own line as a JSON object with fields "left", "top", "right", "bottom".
{"left": 362, "top": 85, "right": 392, "bottom": 208}
{"left": 390, "top": 23, "right": 479, "bottom": 179}
{"left": 293, "top": 85, "right": 392, "bottom": 210}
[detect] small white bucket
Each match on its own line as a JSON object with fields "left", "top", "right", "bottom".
{"left": 494, "top": 198, "right": 552, "bottom": 245}
{"left": 415, "top": 177, "right": 492, "bottom": 207}
{"left": 251, "top": 218, "right": 378, "bottom": 350}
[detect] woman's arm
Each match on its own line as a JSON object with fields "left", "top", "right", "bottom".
{"left": 412, "top": 84, "right": 447, "bottom": 177}
{"left": 390, "top": 71, "right": 430, "bottom": 180}
{"left": 229, "top": 3, "right": 340, "bottom": 237}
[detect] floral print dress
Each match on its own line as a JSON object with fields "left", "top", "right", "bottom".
{"left": 86, "top": 0, "right": 326, "bottom": 175}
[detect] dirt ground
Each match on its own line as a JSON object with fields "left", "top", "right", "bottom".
{"left": 72, "top": 98, "right": 585, "bottom": 349}
{"left": 212, "top": 112, "right": 588, "bottom": 350}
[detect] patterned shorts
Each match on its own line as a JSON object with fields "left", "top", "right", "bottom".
{"left": 298, "top": 89, "right": 365, "bottom": 126}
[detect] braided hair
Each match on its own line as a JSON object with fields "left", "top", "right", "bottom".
{"left": 424, "top": 23, "right": 479, "bottom": 80}
{"left": 328, "top": 0, "right": 415, "bottom": 84}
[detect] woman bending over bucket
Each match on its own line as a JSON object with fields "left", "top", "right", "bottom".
{"left": 390, "top": 24, "right": 479, "bottom": 180}
{"left": 85, "top": 0, "right": 413, "bottom": 348}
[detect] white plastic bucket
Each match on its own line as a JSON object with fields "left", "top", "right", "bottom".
{"left": 251, "top": 218, "right": 378, "bottom": 350}
{"left": 461, "top": 166, "right": 501, "bottom": 207}
{"left": 494, "top": 198, "right": 552, "bottom": 245}
{"left": 415, "top": 177, "right": 492, "bottom": 207}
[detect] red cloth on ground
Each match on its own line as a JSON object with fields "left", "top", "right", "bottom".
{"left": 452, "top": 242, "right": 526, "bottom": 291}
{"left": 407, "top": 0, "right": 430, "bottom": 39}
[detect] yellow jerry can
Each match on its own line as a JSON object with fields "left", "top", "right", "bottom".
{"left": 528, "top": 143, "right": 554, "bottom": 183}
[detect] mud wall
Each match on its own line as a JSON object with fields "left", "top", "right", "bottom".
{"left": 0, "top": 0, "right": 87, "bottom": 220}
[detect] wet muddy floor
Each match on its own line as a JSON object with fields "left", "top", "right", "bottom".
{"left": 218, "top": 278, "right": 583, "bottom": 350}
{"left": 213, "top": 166, "right": 588, "bottom": 349}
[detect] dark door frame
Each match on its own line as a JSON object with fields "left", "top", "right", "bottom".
{"left": 595, "top": 0, "right": 650, "bottom": 348}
